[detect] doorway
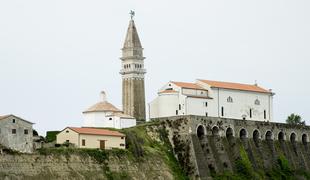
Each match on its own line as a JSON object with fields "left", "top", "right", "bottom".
{"left": 100, "top": 140, "right": 106, "bottom": 150}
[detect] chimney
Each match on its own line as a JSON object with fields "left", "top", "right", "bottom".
{"left": 100, "top": 91, "right": 107, "bottom": 102}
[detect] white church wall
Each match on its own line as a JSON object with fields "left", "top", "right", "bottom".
{"left": 149, "top": 93, "right": 179, "bottom": 118}
{"left": 83, "top": 112, "right": 115, "bottom": 128}
{"left": 120, "top": 118, "right": 136, "bottom": 128}
{"left": 215, "top": 88, "right": 272, "bottom": 121}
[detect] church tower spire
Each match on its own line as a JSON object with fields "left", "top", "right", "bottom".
{"left": 120, "top": 13, "right": 146, "bottom": 122}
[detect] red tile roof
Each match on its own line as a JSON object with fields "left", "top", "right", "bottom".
{"left": 198, "top": 79, "right": 271, "bottom": 93}
{"left": 171, "top": 81, "right": 205, "bottom": 90}
{"left": 69, "top": 127, "right": 125, "bottom": 137}
{"left": 83, "top": 101, "right": 122, "bottom": 113}
{"left": 159, "top": 90, "right": 178, "bottom": 94}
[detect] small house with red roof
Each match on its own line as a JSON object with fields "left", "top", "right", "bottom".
{"left": 56, "top": 127, "right": 126, "bottom": 149}
{"left": 149, "top": 79, "right": 275, "bottom": 121}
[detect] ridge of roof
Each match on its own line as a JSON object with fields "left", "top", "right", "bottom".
{"left": 83, "top": 101, "right": 122, "bottom": 113}
{"left": 198, "top": 79, "right": 271, "bottom": 93}
{"left": 159, "top": 90, "right": 179, "bottom": 94}
{"left": 171, "top": 81, "right": 205, "bottom": 90}
{"left": 0, "top": 114, "right": 34, "bottom": 124}
{"left": 68, "top": 127, "right": 125, "bottom": 137}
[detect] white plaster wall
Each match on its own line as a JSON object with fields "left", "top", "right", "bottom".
{"left": 120, "top": 118, "right": 136, "bottom": 128}
{"left": 186, "top": 97, "right": 217, "bottom": 117}
{"left": 83, "top": 112, "right": 136, "bottom": 129}
{"left": 149, "top": 93, "right": 179, "bottom": 118}
{"left": 213, "top": 88, "right": 273, "bottom": 121}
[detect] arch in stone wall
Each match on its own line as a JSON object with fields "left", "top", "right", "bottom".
{"left": 265, "top": 130, "right": 273, "bottom": 140}
{"left": 239, "top": 128, "right": 247, "bottom": 139}
{"left": 212, "top": 126, "right": 219, "bottom": 136}
{"left": 302, "top": 134, "right": 308, "bottom": 145}
{"left": 290, "top": 132, "right": 297, "bottom": 143}
{"left": 278, "top": 131, "right": 285, "bottom": 141}
{"left": 253, "top": 129, "right": 260, "bottom": 142}
{"left": 226, "top": 127, "right": 234, "bottom": 138}
{"left": 197, "top": 125, "right": 206, "bottom": 138}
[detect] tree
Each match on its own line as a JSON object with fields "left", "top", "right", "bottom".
{"left": 286, "top": 113, "right": 305, "bottom": 125}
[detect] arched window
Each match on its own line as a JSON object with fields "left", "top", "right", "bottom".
{"left": 255, "top": 99, "right": 260, "bottom": 105}
{"left": 227, "top": 96, "right": 233, "bottom": 103}
{"left": 221, "top": 107, "right": 224, "bottom": 116}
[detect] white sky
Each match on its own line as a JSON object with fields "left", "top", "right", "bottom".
{"left": 0, "top": 1, "right": 309, "bottom": 135}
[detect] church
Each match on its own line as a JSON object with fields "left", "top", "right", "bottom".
{"left": 149, "top": 79, "right": 274, "bottom": 121}
{"left": 83, "top": 13, "right": 275, "bottom": 128}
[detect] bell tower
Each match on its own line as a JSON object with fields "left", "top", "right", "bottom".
{"left": 120, "top": 13, "right": 146, "bottom": 122}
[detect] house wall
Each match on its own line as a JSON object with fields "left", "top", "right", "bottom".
{"left": 0, "top": 116, "right": 33, "bottom": 153}
{"left": 56, "top": 128, "right": 126, "bottom": 149}
{"left": 56, "top": 128, "right": 79, "bottom": 146}
{"left": 79, "top": 134, "right": 125, "bottom": 149}
{"left": 83, "top": 112, "right": 136, "bottom": 129}
{"left": 120, "top": 118, "right": 136, "bottom": 128}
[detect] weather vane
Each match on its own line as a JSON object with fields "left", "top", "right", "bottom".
{"left": 130, "top": 10, "right": 135, "bottom": 20}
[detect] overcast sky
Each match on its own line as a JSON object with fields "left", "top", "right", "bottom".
{"left": 0, "top": 1, "right": 309, "bottom": 135}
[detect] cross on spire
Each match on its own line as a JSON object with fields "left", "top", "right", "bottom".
{"left": 130, "top": 10, "right": 135, "bottom": 20}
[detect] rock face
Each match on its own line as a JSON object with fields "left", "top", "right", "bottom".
{"left": 0, "top": 151, "right": 176, "bottom": 180}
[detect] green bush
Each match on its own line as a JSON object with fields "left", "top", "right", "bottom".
{"left": 45, "top": 131, "right": 60, "bottom": 142}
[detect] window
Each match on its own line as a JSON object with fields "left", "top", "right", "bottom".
{"left": 121, "top": 137, "right": 125, "bottom": 139}
{"left": 120, "top": 143, "right": 125, "bottom": 147}
{"left": 264, "top": 110, "right": 266, "bottom": 119}
{"left": 109, "top": 118, "right": 113, "bottom": 120}
{"left": 12, "top": 119, "right": 16, "bottom": 123}
{"left": 227, "top": 96, "right": 233, "bottom": 103}
{"left": 82, "top": 139, "right": 86, "bottom": 146}
{"left": 66, "top": 140, "right": 70, "bottom": 143}
{"left": 206, "top": 112, "right": 208, "bottom": 117}
{"left": 176, "top": 110, "right": 178, "bottom": 115}
{"left": 179, "top": 104, "right": 181, "bottom": 110}
{"left": 255, "top": 99, "right": 260, "bottom": 105}
{"left": 221, "top": 107, "right": 224, "bottom": 116}
{"left": 250, "top": 109, "right": 252, "bottom": 118}
{"left": 12, "top": 129, "right": 16, "bottom": 134}
{"left": 24, "top": 129, "right": 29, "bottom": 135}
{"left": 205, "top": 102, "right": 208, "bottom": 107}
{"left": 66, "top": 130, "right": 69, "bottom": 133}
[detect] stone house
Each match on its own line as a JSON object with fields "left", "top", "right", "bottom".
{"left": 56, "top": 127, "right": 126, "bottom": 149}
{"left": 0, "top": 114, "right": 34, "bottom": 153}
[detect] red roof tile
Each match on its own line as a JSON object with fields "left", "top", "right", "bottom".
{"left": 69, "top": 127, "right": 125, "bottom": 137}
{"left": 171, "top": 81, "right": 204, "bottom": 90}
{"left": 198, "top": 79, "right": 271, "bottom": 93}
{"left": 159, "top": 90, "right": 178, "bottom": 94}
{"left": 83, "top": 101, "right": 121, "bottom": 113}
